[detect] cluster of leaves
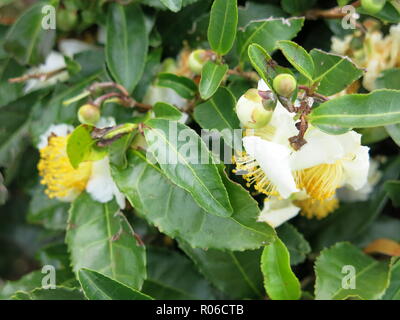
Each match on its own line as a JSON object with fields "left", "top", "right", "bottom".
{"left": 0, "top": 0, "right": 400, "bottom": 300}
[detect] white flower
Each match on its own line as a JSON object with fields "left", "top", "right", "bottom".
{"left": 337, "top": 158, "right": 381, "bottom": 202}
{"left": 38, "top": 123, "right": 125, "bottom": 208}
{"left": 258, "top": 197, "right": 300, "bottom": 228}
{"left": 235, "top": 80, "right": 370, "bottom": 203}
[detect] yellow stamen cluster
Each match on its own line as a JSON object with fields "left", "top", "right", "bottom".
{"left": 232, "top": 152, "right": 278, "bottom": 197}
{"left": 298, "top": 161, "right": 344, "bottom": 201}
{"left": 38, "top": 135, "right": 92, "bottom": 199}
{"left": 294, "top": 197, "right": 339, "bottom": 220}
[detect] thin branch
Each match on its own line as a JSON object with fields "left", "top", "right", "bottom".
{"left": 8, "top": 68, "right": 66, "bottom": 83}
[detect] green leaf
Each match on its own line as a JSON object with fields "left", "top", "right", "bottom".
{"left": 261, "top": 238, "right": 301, "bottom": 300}
{"left": 0, "top": 58, "right": 24, "bottom": 107}
{"left": 12, "top": 287, "right": 84, "bottom": 300}
{"left": 315, "top": 242, "right": 391, "bottom": 300}
{"left": 142, "top": 247, "right": 216, "bottom": 299}
{"left": 0, "top": 269, "right": 76, "bottom": 300}
{"left": 277, "top": 40, "right": 314, "bottom": 81}
{"left": 144, "top": 118, "right": 232, "bottom": 217}
{"left": 112, "top": 150, "right": 276, "bottom": 250}
{"left": 107, "top": 132, "right": 135, "bottom": 169}
{"left": 66, "top": 193, "right": 146, "bottom": 290}
{"left": 238, "top": 2, "right": 287, "bottom": 28}
{"left": 384, "top": 180, "right": 400, "bottom": 207}
{"left": 160, "top": 0, "right": 182, "bottom": 12}
{"left": 386, "top": 123, "right": 400, "bottom": 147}
{"left": 66, "top": 125, "right": 95, "bottom": 169}
{"left": 199, "top": 61, "right": 228, "bottom": 100}
{"left": 383, "top": 259, "right": 400, "bottom": 300}
{"left": 194, "top": 87, "right": 240, "bottom": 149}
{"left": 309, "top": 90, "right": 400, "bottom": 132}
{"left": 247, "top": 43, "right": 273, "bottom": 87}
{"left": 376, "top": 68, "right": 400, "bottom": 90}
{"left": 153, "top": 102, "right": 182, "bottom": 120}
{"left": 157, "top": 73, "right": 197, "bottom": 99}
{"left": 106, "top": 3, "right": 148, "bottom": 93}
{"left": 207, "top": 0, "right": 238, "bottom": 55}
{"left": 277, "top": 223, "right": 311, "bottom": 266}
{"left": 78, "top": 268, "right": 152, "bottom": 300}
{"left": 4, "top": 2, "right": 56, "bottom": 65}
{"left": 310, "top": 49, "right": 363, "bottom": 96}
{"left": 28, "top": 184, "right": 69, "bottom": 230}
{"left": 357, "top": 2, "right": 400, "bottom": 23}
{"left": 237, "top": 17, "right": 304, "bottom": 60}
{"left": 281, "top": 0, "right": 316, "bottom": 15}
{"left": 0, "top": 91, "right": 42, "bottom": 168}
{"left": 179, "top": 242, "right": 265, "bottom": 299}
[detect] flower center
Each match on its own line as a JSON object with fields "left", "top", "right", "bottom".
{"left": 38, "top": 135, "right": 92, "bottom": 200}
{"left": 294, "top": 197, "right": 339, "bottom": 219}
{"left": 298, "top": 161, "right": 343, "bottom": 201}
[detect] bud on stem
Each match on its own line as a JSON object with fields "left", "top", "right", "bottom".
{"left": 78, "top": 104, "right": 100, "bottom": 126}
{"left": 273, "top": 74, "right": 297, "bottom": 98}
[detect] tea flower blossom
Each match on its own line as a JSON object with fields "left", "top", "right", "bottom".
{"left": 37, "top": 123, "right": 125, "bottom": 208}
{"left": 331, "top": 23, "right": 400, "bottom": 91}
{"left": 234, "top": 80, "right": 370, "bottom": 226}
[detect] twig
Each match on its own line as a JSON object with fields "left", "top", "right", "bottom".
{"left": 305, "top": 1, "right": 361, "bottom": 20}
{"left": 8, "top": 68, "right": 66, "bottom": 83}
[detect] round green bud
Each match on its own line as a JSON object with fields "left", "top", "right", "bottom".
{"left": 56, "top": 9, "right": 78, "bottom": 32}
{"left": 272, "top": 74, "right": 297, "bottom": 98}
{"left": 188, "top": 49, "right": 208, "bottom": 74}
{"left": 78, "top": 104, "right": 100, "bottom": 126}
{"left": 361, "top": 0, "right": 386, "bottom": 14}
{"left": 236, "top": 89, "right": 273, "bottom": 129}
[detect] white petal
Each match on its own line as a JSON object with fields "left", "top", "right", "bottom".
{"left": 290, "top": 129, "right": 345, "bottom": 171}
{"left": 341, "top": 146, "right": 370, "bottom": 190}
{"left": 37, "top": 123, "right": 74, "bottom": 149}
{"left": 95, "top": 117, "right": 116, "bottom": 129}
{"left": 257, "top": 79, "right": 270, "bottom": 91}
{"left": 143, "top": 85, "right": 187, "bottom": 109}
{"left": 86, "top": 157, "right": 125, "bottom": 208}
{"left": 268, "top": 103, "right": 298, "bottom": 146}
{"left": 58, "top": 39, "right": 95, "bottom": 57}
{"left": 243, "top": 136, "right": 298, "bottom": 198}
{"left": 258, "top": 198, "right": 300, "bottom": 228}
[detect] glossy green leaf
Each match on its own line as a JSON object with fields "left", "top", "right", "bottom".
{"left": 157, "top": 73, "right": 197, "bottom": 99}
{"left": 207, "top": 0, "right": 238, "bottom": 55}
{"left": 199, "top": 61, "right": 228, "bottom": 100}
{"left": 153, "top": 102, "right": 182, "bottom": 120}
{"left": 179, "top": 242, "right": 265, "bottom": 299}
{"left": 12, "top": 287, "right": 84, "bottom": 300}
{"left": 375, "top": 68, "right": 400, "bottom": 90}
{"left": 160, "top": 0, "right": 182, "bottom": 12}
{"left": 247, "top": 43, "right": 273, "bottom": 87}
{"left": 237, "top": 17, "right": 304, "bottom": 60}
{"left": 106, "top": 3, "right": 148, "bottom": 93}
{"left": 357, "top": 2, "right": 400, "bottom": 23}
{"left": 277, "top": 40, "right": 314, "bottom": 81}
{"left": 310, "top": 90, "right": 400, "bottom": 132}
{"left": 0, "top": 58, "right": 24, "bottom": 106}
{"left": 238, "top": 2, "right": 287, "bottom": 28}
{"left": 111, "top": 150, "right": 276, "bottom": 250}
{"left": 315, "top": 242, "right": 391, "bottom": 300}
{"left": 277, "top": 223, "right": 311, "bottom": 266}
{"left": 261, "top": 238, "right": 301, "bottom": 300}
{"left": 4, "top": 2, "right": 56, "bottom": 65}
{"left": 194, "top": 87, "right": 240, "bottom": 149}
{"left": 142, "top": 247, "right": 215, "bottom": 299}
{"left": 66, "top": 193, "right": 146, "bottom": 290}
{"left": 383, "top": 259, "right": 400, "bottom": 300}
{"left": 78, "top": 268, "right": 152, "bottom": 300}
{"left": 384, "top": 180, "right": 400, "bottom": 207}
{"left": 310, "top": 49, "right": 363, "bottom": 96}
{"left": 66, "top": 125, "right": 95, "bottom": 169}
{"left": 144, "top": 118, "right": 232, "bottom": 217}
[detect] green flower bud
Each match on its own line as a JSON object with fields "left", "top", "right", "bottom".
{"left": 361, "top": 0, "right": 386, "bottom": 14}
{"left": 56, "top": 9, "right": 78, "bottom": 32}
{"left": 236, "top": 89, "right": 273, "bottom": 129}
{"left": 78, "top": 104, "right": 100, "bottom": 126}
{"left": 188, "top": 49, "right": 208, "bottom": 74}
{"left": 273, "top": 74, "right": 297, "bottom": 98}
